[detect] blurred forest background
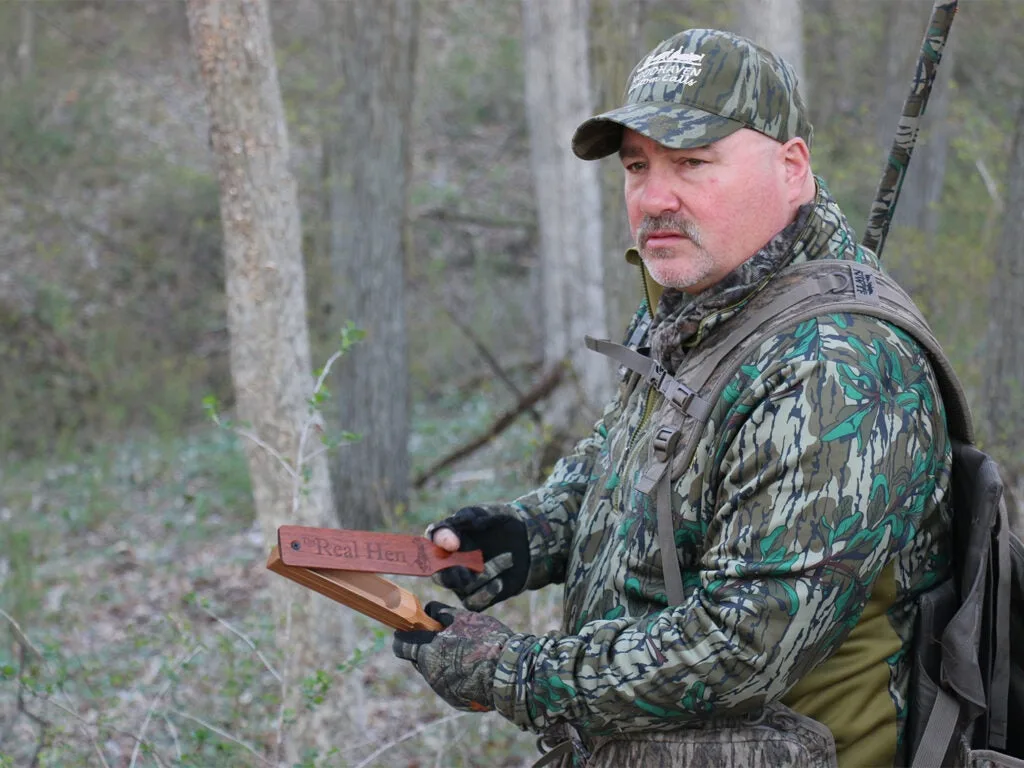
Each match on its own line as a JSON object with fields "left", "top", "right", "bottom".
{"left": 2, "top": 0, "right": 1023, "bottom": 766}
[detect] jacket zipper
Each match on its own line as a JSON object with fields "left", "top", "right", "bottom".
{"left": 616, "top": 268, "right": 660, "bottom": 505}
{"left": 618, "top": 268, "right": 762, "bottom": 498}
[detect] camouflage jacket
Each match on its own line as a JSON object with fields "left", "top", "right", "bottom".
{"left": 487, "top": 182, "right": 952, "bottom": 766}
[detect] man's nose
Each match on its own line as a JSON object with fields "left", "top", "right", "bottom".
{"left": 638, "top": 168, "right": 682, "bottom": 216}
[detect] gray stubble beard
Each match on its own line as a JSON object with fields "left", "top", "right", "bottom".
{"left": 637, "top": 214, "right": 716, "bottom": 290}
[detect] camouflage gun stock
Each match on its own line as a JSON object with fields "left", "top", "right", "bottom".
{"left": 862, "top": 0, "right": 959, "bottom": 258}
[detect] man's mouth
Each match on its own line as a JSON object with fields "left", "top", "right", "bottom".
{"left": 643, "top": 231, "right": 687, "bottom": 249}
{"left": 638, "top": 215, "right": 700, "bottom": 250}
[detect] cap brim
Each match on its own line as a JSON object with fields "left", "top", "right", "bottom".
{"left": 572, "top": 101, "right": 747, "bottom": 160}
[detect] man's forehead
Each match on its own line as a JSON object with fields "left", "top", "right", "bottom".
{"left": 618, "top": 130, "right": 716, "bottom": 157}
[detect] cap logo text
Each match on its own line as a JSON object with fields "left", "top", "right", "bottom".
{"left": 630, "top": 50, "right": 704, "bottom": 92}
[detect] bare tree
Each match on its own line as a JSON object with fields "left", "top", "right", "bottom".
{"left": 324, "top": 0, "right": 417, "bottom": 530}
{"left": 734, "top": 0, "right": 806, "bottom": 99}
{"left": 590, "top": 0, "right": 644, "bottom": 337}
{"left": 521, "top": 0, "right": 613, "bottom": 434}
{"left": 982, "top": 98, "right": 1024, "bottom": 534}
{"left": 185, "top": 0, "right": 340, "bottom": 757}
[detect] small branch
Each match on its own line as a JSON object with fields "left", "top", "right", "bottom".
{"left": 18, "top": 645, "right": 52, "bottom": 768}
{"left": 420, "top": 357, "right": 541, "bottom": 401}
{"left": 312, "top": 348, "right": 345, "bottom": 399}
{"left": 352, "top": 713, "right": 470, "bottom": 768}
{"left": 413, "top": 365, "right": 564, "bottom": 488}
{"left": 293, "top": 347, "right": 345, "bottom": 514}
{"left": 129, "top": 645, "right": 204, "bottom": 768}
{"left": 274, "top": 601, "right": 294, "bottom": 763}
{"left": 200, "top": 604, "right": 281, "bottom": 683}
{"left": 228, "top": 424, "right": 300, "bottom": 482}
{"left": 168, "top": 709, "right": 274, "bottom": 767}
{"left": 0, "top": 608, "right": 44, "bottom": 658}
{"left": 438, "top": 302, "right": 541, "bottom": 423}
{"left": 2, "top": 610, "right": 112, "bottom": 768}
{"left": 33, "top": 693, "right": 112, "bottom": 768}
{"left": 162, "top": 713, "right": 182, "bottom": 761}
{"left": 975, "top": 158, "right": 1004, "bottom": 210}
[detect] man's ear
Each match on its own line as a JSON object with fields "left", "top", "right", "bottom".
{"left": 781, "top": 137, "right": 813, "bottom": 204}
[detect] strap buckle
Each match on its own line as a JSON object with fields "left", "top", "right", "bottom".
{"left": 652, "top": 427, "right": 681, "bottom": 463}
{"left": 650, "top": 363, "right": 697, "bottom": 412}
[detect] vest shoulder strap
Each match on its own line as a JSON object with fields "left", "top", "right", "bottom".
{"left": 587, "top": 260, "right": 973, "bottom": 606}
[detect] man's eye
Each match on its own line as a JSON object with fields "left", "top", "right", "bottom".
{"left": 681, "top": 158, "right": 706, "bottom": 168}
{"left": 625, "top": 161, "right": 647, "bottom": 173}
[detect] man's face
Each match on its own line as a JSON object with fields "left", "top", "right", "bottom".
{"left": 621, "top": 127, "right": 798, "bottom": 293}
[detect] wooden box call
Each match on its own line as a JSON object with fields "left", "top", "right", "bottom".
{"left": 267, "top": 547, "right": 443, "bottom": 631}
{"left": 267, "top": 526, "right": 485, "bottom": 632}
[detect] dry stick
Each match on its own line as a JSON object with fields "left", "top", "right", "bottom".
{"left": 207, "top": 350, "right": 344, "bottom": 501}
{"left": 274, "top": 602, "right": 294, "bottom": 765}
{"left": 438, "top": 302, "right": 542, "bottom": 424}
{"left": 0, "top": 607, "right": 43, "bottom": 657}
{"left": 18, "top": 645, "right": 52, "bottom": 768}
{"left": 413, "top": 364, "right": 564, "bottom": 488}
{"left": 162, "top": 714, "right": 182, "bottom": 762}
{"left": 168, "top": 709, "right": 275, "bottom": 767}
{"left": 199, "top": 604, "right": 282, "bottom": 684}
{"left": 215, "top": 421, "right": 299, "bottom": 483}
{"left": 293, "top": 347, "right": 345, "bottom": 512}
{"left": 351, "top": 713, "right": 470, "bottom": 768}
{"left": 0, "top": 608, "right": 113, "bottom": 768}
{"left": 422, "top": 356, "right": 541, "bottom": 400}
{"left": 128, "top": 645, "right": 204, "bottom": 768}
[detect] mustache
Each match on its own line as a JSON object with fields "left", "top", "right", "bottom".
{"left": 637, "top": 215, "right": 701, "bottom": 248}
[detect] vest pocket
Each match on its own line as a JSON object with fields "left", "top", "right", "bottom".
{"left": 585, "top": 702, "right": 838, "bottom": 768}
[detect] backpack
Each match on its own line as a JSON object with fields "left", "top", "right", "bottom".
{"left": 588, "top": 260, "right": 1024, "bottom": 767}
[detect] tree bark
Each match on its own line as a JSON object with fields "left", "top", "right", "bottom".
{"left": 590, "top": 0, "right": 644, "bottom": 338}
{"left": 735, "top": 0, "right": 807, "bottom": 101}
{"left": 325, "top": 0, "right": 416, "bottom": 530}
{"left": 185, "top": 0, "right": 340, "bottom": 758}
{"left": 521, "top": 0, "right": 612, "bottom": 431}
{"left": 876, "top": 0, "right": 926, "bottom": 157}
{"left": 18, "top": 0, "right": 34, "bottom": 84}
{"left": 982, "top": 98, "right": 1024, "bottom": 534}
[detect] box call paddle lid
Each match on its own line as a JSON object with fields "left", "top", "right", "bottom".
{"left": 276, "top": 525, "right": 484, "bottom": 577}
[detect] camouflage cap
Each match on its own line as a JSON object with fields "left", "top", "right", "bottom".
{"left": 572, "top": 28, "right": 813, "bottom": 160}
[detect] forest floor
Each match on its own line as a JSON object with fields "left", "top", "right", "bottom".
{"left": 0, "top": 390, "right": 559, "bottom": 767}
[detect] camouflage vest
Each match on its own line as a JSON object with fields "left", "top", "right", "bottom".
{"left": 574, "top": 260, "right": 1022, "bottom": 768}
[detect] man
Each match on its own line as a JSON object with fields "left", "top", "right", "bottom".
{"left": 393, "top": 28, "right": 951, "bottom": 768}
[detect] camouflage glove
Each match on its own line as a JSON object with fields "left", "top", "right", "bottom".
{"left": 427, "top": 506, "right": 529, "bottom": 611}
{"left": 392, "top": 601, "right": 515, "bottom": 712}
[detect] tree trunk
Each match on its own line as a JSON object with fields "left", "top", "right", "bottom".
{"left": 18, "top": 0, "right": 34, "bottom": 84}
{"left": 806, "top": 0, "right": 868, "bottom": 131}
{"left": 735, "top": 0, "right": 807, "bottom": 101}
{"left": 185, "top": 0, "right": 340, "bottom": 758}
{"left": 521, "top": 0, "right": 612, "bottom": 432}
{"left": 325, "top": 0, "right": 416, "bottom": 530}
{"left": 590, "top": 0, "right": 644, "bottom": 337}
{"left": 876, "top": 0, "right": 926, "bottom": 157}
{"left": 982, "top": 98, "right": 1024, "bottom": 535}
